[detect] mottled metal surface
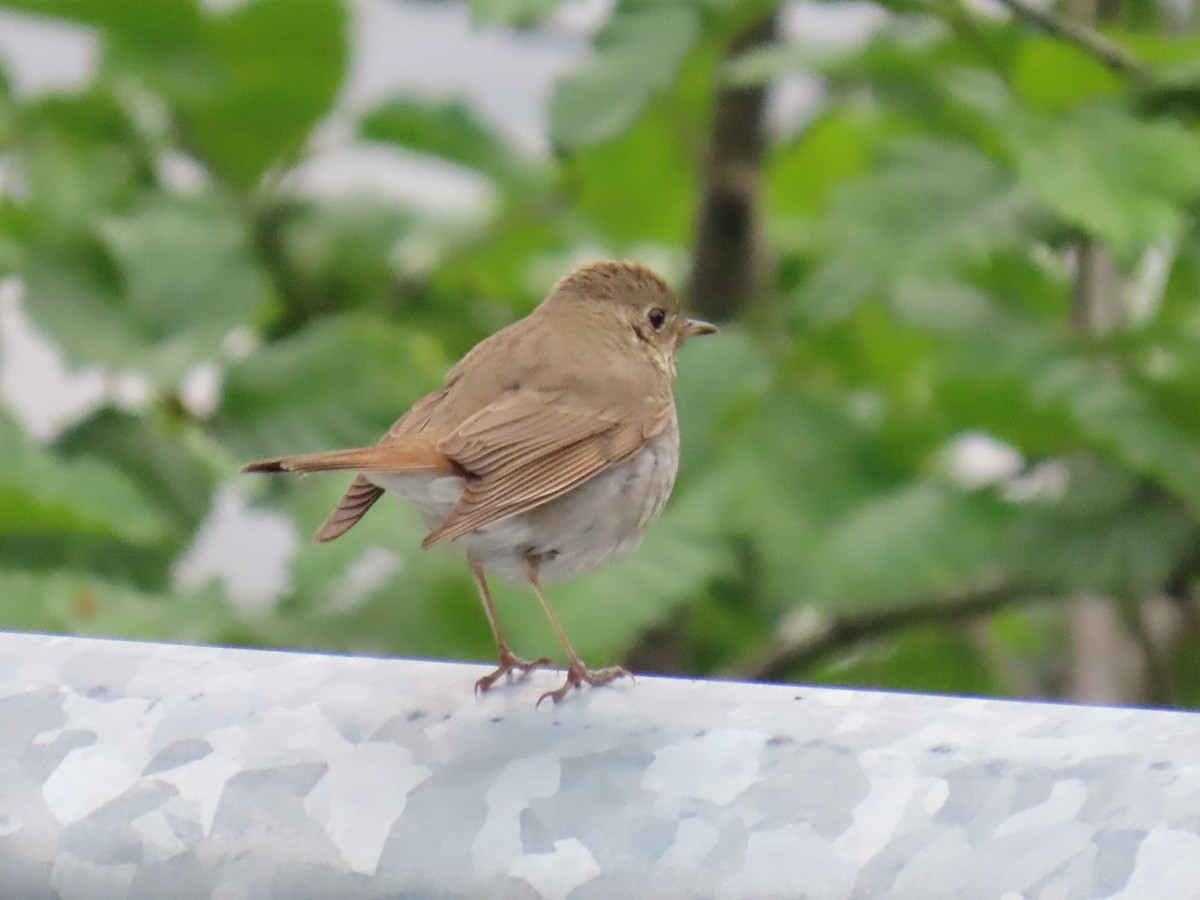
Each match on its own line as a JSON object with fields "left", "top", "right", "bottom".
{"left": 2, "top": 631, "right": 1199, "bottom": 899}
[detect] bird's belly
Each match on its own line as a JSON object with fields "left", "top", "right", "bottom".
{"left": 478, "top": 429, "right": 680, "bottom": 584}
{"left": 366, "top": 471, "right": 463, "bottom": 530}
{"left": 369, "top": 430, "right": 679, "bottom": 584}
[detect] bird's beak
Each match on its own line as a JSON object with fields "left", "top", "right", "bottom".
{"left": 684, "top": 318, "right": 718, "bottom": 338}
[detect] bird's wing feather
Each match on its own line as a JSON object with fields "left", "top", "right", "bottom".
{"left": 421, "top": 392, "right": 672, "bottom": 547}
{"left": 314, "top": 475, "right": 384, "bottom": 543}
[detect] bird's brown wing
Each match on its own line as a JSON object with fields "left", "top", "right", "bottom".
{"left": 314, "top": 475, "right": 384, "bottom": 543}
{"left": 421, "top": 392, "right": 673, "bottom": 547}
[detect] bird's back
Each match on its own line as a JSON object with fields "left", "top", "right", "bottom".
{"left": 384, "top": 299, "right": 670, "bottom": 445}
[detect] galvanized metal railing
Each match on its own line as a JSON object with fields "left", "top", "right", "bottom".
{"left": 2, "top": 630, "right": 1198, "bottom": 898}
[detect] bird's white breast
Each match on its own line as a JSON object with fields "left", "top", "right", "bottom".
{"left": 365, "top": 425, "right": 680, "bottom": 584}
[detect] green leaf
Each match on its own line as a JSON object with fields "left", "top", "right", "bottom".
{"left": 1013, "top": 39, "right": 1122, "bottom": 113}
{"left": 809, "top": 626, "right": 1000, "bottom": 696}
{"left": 98, "top": 194, "right": 271, "bottom": 343}
{"left": 723, "top": 43, "right": 847, "bottom": 87}
{"left": 4, "top": 0, "right": 214, "bottom": 102}
{"left": 21, "top": 245, "right": 144, "bottom": 370}
{"left": 466, "top": 0, "right": 562, "bottom": 30}
{"left": 672, "top": 325, "right": 773, "bottom": 476}
{"left": 0, "top": 412, "right": 168, "bottom": 545}
{"left": 1009, "top": 103, "right": 1200, "bottom": 256}
{"left": 15, "top": 92, "right": 143, "bottom": 234}
{"left": 0, "top": 568, "right": 235, "bottom": 643}
{"left": 800, "top": 300, "right": 938, "bottom": 401}
{"left": 1122, "top": 34, "right": 1200, "bottom": 118}
{"left": 962, "top": 248, "right": 1072, "bottom": 324}
{"left": 566, "top": 98, "right": 698, "bottom": 244}
{"left": 216, "top": 314, "right": 450, "bottom": 458}
{"left": 769, "top": 109, "right": 875, "bottom": 218}
{"left": 563, "top": 33, "right": 714, "bottom": 244}
{"left": 422, "top": 208, "right": 565, "bottom": 331}
{"left": 1121, "top": 32, "right": 1200, "bottom": 64}
{"left": 23, "top": 194, "right": 270, "bottom": 382}
{"left": 1036, "top": 359, "right": 1200, "bottom": 516}
{"left": 943, "top": 330, "right": 1200, "bottom": 517}
{"left": 935, "top": 330, "right": 1082, "bottom": 456}
{"left": 54, "top": 408, "right": 220, "bottom": 540}
{"left": 359, "top": 97, "right": 523, "bottom": 181}
{"left": 1170, "top": 624, "right": 1200, "bottom": 708}
{"left": 549, "top": 4, "right": 698, "bottom": 151}
{"left": 0, "top": 0, "right": 200, "bottom": 36}
{"left": 717, "top": 386, "right": 897, "bottom": 612}
{"left": 270, "top": 198, "right": 416, "bottom": 322}
{"left": 796, "top": 137, "right": 1038, "bottom": 328}
{"left": 178, "top": 0, "right": 348, "bottom": 187}
{"left": 1007, "top": 460, "right": 1195, "bottom": 597}
{"left": 807, "top": 480, "right": 1013, "bottom": 610}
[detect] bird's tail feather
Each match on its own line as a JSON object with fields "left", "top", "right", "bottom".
{"left": 241, "top": 442, "right": 451, "bottom": 475}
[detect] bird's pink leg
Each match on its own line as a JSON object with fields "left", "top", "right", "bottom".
{"left": 469, "top": 556, "right": 553, "bottom": 694}
{"left": 523, "top": 560, "right": 631, "bottom": 707}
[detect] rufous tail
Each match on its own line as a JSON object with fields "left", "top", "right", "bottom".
{"left": 241, "top": 443, "right": 452, "bottom": 475}
{"left": 242, "top": 441, "right": 458, "bottom": 543}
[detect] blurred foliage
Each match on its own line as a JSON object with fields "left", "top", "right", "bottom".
{"left": 2, "top": 0, "right": 1200, "bottom": 706}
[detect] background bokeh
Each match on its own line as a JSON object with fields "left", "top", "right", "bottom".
{"left": 3, "top": 0, "right": 1200, "bottom": 708}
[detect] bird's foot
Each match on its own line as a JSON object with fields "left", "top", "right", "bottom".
{"left": 536, "top": 662, "right": 632, "bottom": 707}
{"left": 475, "top": 647, "right": 555, "bottom": 695}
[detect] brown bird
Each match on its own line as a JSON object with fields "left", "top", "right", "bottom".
{"left": 243, "top": 261, "right": 716, "bottom": 704}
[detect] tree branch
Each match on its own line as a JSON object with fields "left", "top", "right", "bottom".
{"left": 992, "top": 0, "right": 1149, "bottom": 76}
{"left": 738, "top": 578, "right": 1031, "bottom": 682}
{"left": 686, "top": 13, "right": 779, "bottom": 321}
{"left": 1117, "top": 598, "right": 1179, "bottom": 707}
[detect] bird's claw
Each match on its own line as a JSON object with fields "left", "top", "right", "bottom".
{"left": 475, "top": 648, "right": 555, "bottom": 695}
{"left": 536, "top": 662, "right": 631, "bottom": 708}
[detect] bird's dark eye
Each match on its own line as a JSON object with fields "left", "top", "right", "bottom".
{"left": 647, "top": 308, "right": 666, "bottom": 330}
